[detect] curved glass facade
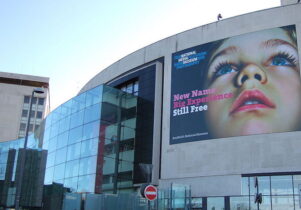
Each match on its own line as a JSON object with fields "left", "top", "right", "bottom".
{"left": 0, "top": 84, "right": 137, "bottom": 207}
{"left": 43, "top": 85, "right": 137, "bottom": 193}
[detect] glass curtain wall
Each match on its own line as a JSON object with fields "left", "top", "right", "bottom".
{"left": 42, "top": 85, "right": 137, "bottom": 194}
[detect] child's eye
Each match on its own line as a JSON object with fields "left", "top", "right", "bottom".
{"left": 271, "top": 52, "right": 297, "bottom": 67}
{"left": 214, "top": 63, "right": 238, "bottom": 77}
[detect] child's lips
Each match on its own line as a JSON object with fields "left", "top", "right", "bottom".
{"left": 229, "top": 89, "right": 276, "bottom": 115}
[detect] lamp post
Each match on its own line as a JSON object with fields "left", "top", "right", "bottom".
{"left": 15, "top": 87, "right": 45, "bottom": 210}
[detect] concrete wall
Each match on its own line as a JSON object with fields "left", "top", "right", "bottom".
{"left": 80, "top": 4, "right": 301, "bottom": 196}
{"left": 0, "top": 72, "right": 49, "bottom": 142}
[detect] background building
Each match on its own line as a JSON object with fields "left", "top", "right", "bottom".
{"left": 0, "top": 72, "right": 49, "bottom": 142}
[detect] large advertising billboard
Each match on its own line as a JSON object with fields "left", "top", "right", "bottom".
{"left": 170, "top": 25, "right": 301, "bottom": 144}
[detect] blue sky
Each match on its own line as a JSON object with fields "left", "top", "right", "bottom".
{"left": 0, "top": 0, "right": 279, "bottom": 110}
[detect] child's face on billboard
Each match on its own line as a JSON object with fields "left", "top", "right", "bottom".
{"left": 206, "top": 28, "right": 301, "bottom": 138}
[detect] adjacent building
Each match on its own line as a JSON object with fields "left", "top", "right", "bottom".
{"left": 0, "top": 72, "right": 49, "bottom": 142}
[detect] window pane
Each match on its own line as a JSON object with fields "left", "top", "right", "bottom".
{"left": 81, "top": 138, "right": 98, "bottom": 158}
{"left": 22, "top": 110, "right": 28, "bottom": 117}
{"left": 67, "top": 142, "right": 81, "bottom": 161}
{"left": 49, "top": 123, "right": 59, "bottom": 139}
{"left": 84, "top": 103, "right": 100, "bottom": 124}
{"left": 241, "top": 177, "right": 249, "bottom": 196}
{"left": 46, "top": 152, "right": 56, "bottom": 168}
{"left": 133, "top": 81, "right": 138, "bottom": 92}
{"left": 78, "top": 174, "right": 95, "bottom": 193}
{"left": 30, "top": 110, "right": 35, "bottom": 118}
{"left": 32, "top": 97, "right": 37, "bottom": 104}
{"left": 271, "top": 195, "right": 294, "bottom": 210}
{"left": 44, "top": 166, "right": 54, "bottom": 184}
{"left": 293, "top": 175, "right": 301, "bottom": 195}
{"left": 68, "top": 126, "right": 83, "bottom": 145}
{"left": 19, "top": 123, "right": 26, "bottom": 131}
{"left": 24, "top": 96, "right": 30, "bottom": 103}
{"left": 251, "top": 195, "right": 271, "bottom": 210}
{"left": 55, "top": 147, "right": 67, "bottom": 165}
{"left": 53, "top": 163, "right": 65, "bottom": 181}
{"left": 70, "top": 110, "right": 84, "bottom": 129}
{"left": 57, "top": 132, "right": 69, "bottom": 149}
{"left": 29, "top": 124, "right": 34, "bottom": 132}
{"left": 36, "top": 111, "right": 43, "bottom": 119}
{"left": 59, "top": 116, "right": 70, "bottom": 134}
{"left": 38, "top": 98, "right": 44, "bottom": 105}
{"left": 126, "top": 83, "right": 133, "bottom": 93}
{"left": 65, "top": 159, "right": 80, "bottom": 178}
{"left": 250, "top": 176, "right": 270, "bottom": 195}
{"left": 79, "top": 156, "right": 97, "bottom": 176}
{"left": 230, "top": 196, "right": 249, "bottom": 210}
{"left": 64, "top": 177, "right": 78, "bottom": 192}
{"left": 48, "top": 137, "right": 57, "bottom": 153}
{"left": 72, "top": 93, "right": 86, "bottom": 113}
{"left": 207, "top": 197, "right": 224, "bottom": 210}
{"left": 294, "top": 193, "right": 301, "bottom": 210}
{"left": 85, "top": 86, "right": 102, "bottom": 107}
{"left": 83, "top": 121, "right": 100, "bottom": 140}
{"left": 271, "top": 176, "right": 293, "bottom": 195}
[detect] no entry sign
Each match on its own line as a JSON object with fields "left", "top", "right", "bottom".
{"left": 144, "top": 185, "right": 158, "bottom": 201}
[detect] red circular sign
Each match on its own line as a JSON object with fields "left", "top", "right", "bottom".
{"left": 144, "top": 185, "right": 157, "bottom": 201}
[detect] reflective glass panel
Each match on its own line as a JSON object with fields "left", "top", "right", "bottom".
{"left": 59, "top": 116, "right": 70, "bottom": 134}
{"left": 102, "top": 156, "right": 116, "bottom": 175}
{"left": 64, "top": 177, "right": 78, "bottom": 192}
{"left": 294, "top": 193, "right": 301, "bottom": 210}
{"left": 48, "top": 137, "right": 57, "bottom": 153}
{"left": 82, "top": 121, "right": 100, "bottom": 141}
{"left": 68, "top": 126, "right": 83, "bottom": 145}
{"left": 84, "top": 103, "right": 101, "bottom": 124}
{"left": 72, "top": 93, "right": 86, "bottom": 113}
{"left": 67, "top": 142, "right": 81, "bottom": 161}
{"left": 55, "top": 147, "right": 67, "bottom": 165}
{"left": 271, "top": 195, "right": 294, "bottom": 210}
{"left": 230, "top": 196, "right": 249, "bottom": 210}
{"left": 250, "top": 176, "right": 270, "bottom": 195}
{"left": 241, "top": 177, "right": 249, "bottom": 196}
{"left": 121, "top": 126, "right": 135, "bottom": 141}
{"left": 70, "top": 110, "right": 84, "bottom": 129}
{"left": 65, "top": 159, "right": 80, "bottom": 178}
{"left": 46, "top": 152, "right": 55, "bottom": 168}
{"left": 207, "top": 197, "right": 224, "bottom": 210}
{"left": 57, "top": 131, "right": 69, "bottom": 149}
{"left": 293, "top": 175, "right": 301, "bottom": 195}
{"left": 271, "top": 175, "right": 293, "bottom": 195}
{"left": 80, "top": 138, "right": 98, "bottom": 158}
{"left": 53, "top": 163, "right": 66, "bottom": 181}
{"left": 85, "top": 86, "right": 102, "bottom": 107}
{"left": 251, "top": 195, "right": 271, "bottom": 210}
{"left": 79, "top": 156, "right": 97, "bottom": 176}
{"left": 60, "top": 100, "right": 72, "bottom": 117}
{"left": 49, "top": 123, "right": 59, "bottom": 139}
{"left": 104, "top": 124, "right": 118, "bottom": 141}
{"left": 44, "top": 166, "right": 54, "bottom": 184}
{"left": 78, "top": 174, "right": 96, "bottom": 193}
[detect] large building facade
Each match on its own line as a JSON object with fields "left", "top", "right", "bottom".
{"left": 0, "top": 72, "right": 49, "bottom": 142}
{"left": 1, "top": 1, "right": 301, "bottom": 209}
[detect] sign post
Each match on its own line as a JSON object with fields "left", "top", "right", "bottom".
{"left": 144, "top": 185, "right": 158, "bottom": 201}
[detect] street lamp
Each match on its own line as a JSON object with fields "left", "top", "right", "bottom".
{"left": 15, "top": 87, "right": 45, "bottom": 210}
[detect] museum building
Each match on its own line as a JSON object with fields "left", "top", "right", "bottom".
{"left": 1, "top": 1, "right": 301, "bottom": 209}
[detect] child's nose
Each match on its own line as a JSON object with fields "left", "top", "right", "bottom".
{"left": 236, "top": 64, "right": 267, "bottom": 87}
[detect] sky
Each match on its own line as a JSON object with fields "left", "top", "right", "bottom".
{"left": 0, "top": 0, "right": 280, "bottom": 110}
